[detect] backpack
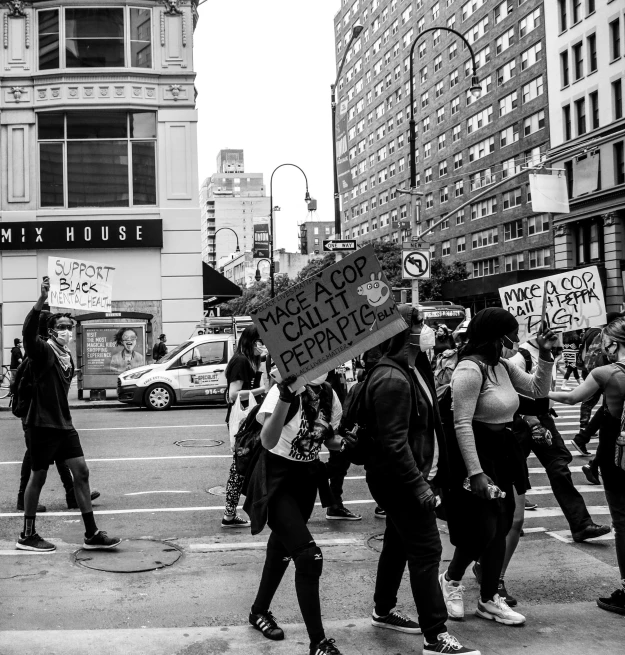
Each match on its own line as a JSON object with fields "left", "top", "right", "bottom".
{"left": 518, "top": 347, "right": 533, "bottom": 374}
{"left": 10, "top": 358, "right": 35, "bottom": 419}
{"left": 581, "top": 330, "right": 604, "bottom": 372}
{"left": 609, "top": 363, "right": 625, "bottom": 473}
{"left": 433, "top": 349, "right": 459, "bottom": 400}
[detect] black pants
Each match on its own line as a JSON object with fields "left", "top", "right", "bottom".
{"left": 367, "top": 473, "right": 447, "bottom": 643}
{"left": 19, "top": 437, "right": 74, "bottom": 497}
{"left": 563, "top": 366, "right": 580, "bottom": 381}
{"left": 252, "top": 461, "right": 325, "bottom": 646}
{"left": 326, "top": 450, "right": 351, "bottom": 506}
{"left": 578, "top": 405, "right": 605, "bottom": 445}
{"left": 579, "top": 369, "right": 602, "bottom": 432}
{"left": 527, "top": 415, "right": 592, "bottom": 534}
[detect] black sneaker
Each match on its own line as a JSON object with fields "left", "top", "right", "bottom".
{"left": 221, "top": 515, "right": 250, "bottom": 529}
{"left": 83, "top": 530, "right": 121, "bottom": 550}
{"left": 326, "top": 506, "right": 362, "bottom": 521}
{"left": 249, "top": 608, "right": 284, "bottom": 640}
{"left": 374, "top": 506, "right": 386, "bottom": 519}
{"left": 571, "top": 435, "right": 591, "bottom": 456}
{"left": 310, "top": 637, "right": 342, "bottom": 655}
{"left": 582, "top": 464, "right": 601, "bottom": 485}
{"left": 423, "top": 632, "right": 481, "bottom": 654}
{"left": 372, "top": 608, "right": 421, "bottom": 633}
{"left": 572, "top": 523, "right": 611, "bottom": 543}
{"left": 498, "top": 579, "right": 517, "bottom": 607}
{"left": 472, "top": 562, "right": 482, "bottom": 585}
{"left": 597, "top": 588, "right": 625, "bottom": 615}
{"left": 16, "top": 496, "right": 46, "bottom": 513}
{"left": 16, "top": 533, "right": 55, "bottom": 552}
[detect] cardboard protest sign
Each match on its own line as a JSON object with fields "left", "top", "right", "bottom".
{"left": 251, "top": 245, "right": 408, "bottom": 389}
{"left": 48, "top": 256, "right": 115, "bottom": 312}
{"left": 499, "top": 266, "right": 606, "bottom": 342}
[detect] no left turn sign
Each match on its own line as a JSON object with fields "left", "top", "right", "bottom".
{"left": 402, "top": 248, "right": 431, "bottom": 279}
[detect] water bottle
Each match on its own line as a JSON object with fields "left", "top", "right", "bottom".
{"left": 463, "top": 477, "right": 506, "bottom": 499}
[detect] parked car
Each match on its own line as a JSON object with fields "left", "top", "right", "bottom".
{"left": 117, "top": 333, "right": 236, "bottom": 410}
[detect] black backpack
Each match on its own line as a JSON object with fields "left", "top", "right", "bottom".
{"left": 11, "top": 358, "right": 35, "bottom": 419}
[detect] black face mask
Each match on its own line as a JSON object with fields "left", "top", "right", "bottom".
{"left": 501, "top": 335, "right": 516, "bottom": 349}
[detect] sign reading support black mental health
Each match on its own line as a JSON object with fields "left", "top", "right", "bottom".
{"left": 251, "top": 245, "right": 408, "bottom": 389}
{"left": 0, "top": 219, "right": 163, "bottom": 251}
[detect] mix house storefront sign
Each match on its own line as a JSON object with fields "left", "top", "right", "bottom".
{"left": 0, "top": 219, "right": 163, "bottom": 251}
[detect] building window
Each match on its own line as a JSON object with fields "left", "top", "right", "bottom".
{"left": 39, "top": 6, "right": 153, "bottom": 71}
{"left": 522, "top": 76, "right": 544, "bottom": 104}
{"left": 523, "top": 110, "right": 545, "bottom": 136}
{"left": 521, "top": 42, "right": 542, "bottom": 70}
{"left": 454, "top": 180, "right": 464, "bottom": 197}
{"left": 529, "top": 247, "right": 551, "bottom": 269}
{"left": 457, "top": 236, "right": 466, "bottom": 253}
{"left": 563, "top": 104, "right": 572, "bottom": 140}
{"left": 528, "top": 214, "right": 549, "bottom": 235}
{"left": 575, "top": 98, "right": 586, "bottom": 135}
{"left": 425, "top": 167, "right": 433, "bottom": 183}
{"left": 502, "top": 188, "right": 522, "bottom": 210}
{"left": 558, "top": 0, "right": 567, "bottom": 32}
{"left": 505, "top": 253, "right": 525, "bottom": 272}
{"left": 440, "top": 186, "right": 449, "bottom": 203}
{"left": 442, "top": 240, "right": 451, "bottom": 256}
{"left": 589, "top": 91, "right": 599, "bottom": 130}
{"left": 456, "top": 209, "right": 465, "bottom": 226}
{"left": 471, "top": 196, "right": 497, "bottom": 219}
{"left": 473, "top": 257, "right": 499, "bottom": 278}
{"left": 500, "top": 123, "right": 519, "bottom": 147}
{"left": 613, "top": 80, "right": 623, "bottom": 121}
{"left": 560, "top": 51, "right": 569, "bottom": 87}
{"left": 499, "top": 91, "right": 518, "bottom": 117}
{"left": 498, "top": 59, "right": 516, "bottom": 86}
{"left": 496, "top": 28, "right": 514, "bottom": 55}
{"left": 469, "top": 137, "right": 495, "bottom": 162}
{"left": 615, "top": 142, "right": 625, "bottom": 185}
{"left": 610, "top": 18, "right": 621, "bottom": 60}
{"left": 576, "top": 220, "right": 603, "bottom": 264}
{"left": 519, "top": 7, "right": 541, "bottom": 37}
{"left": 588, "top": 34, "right": 597, "bottom": 73}
{"left": 439, "top": 160, "right": 448, "bottom": 177}
{"left": 504, "top": 219, "right": 523, "bottom": 240}
{"left": 453, "top": 152, "right": 463, "bottom": 169}
{"left": 452, "top": 124, "right": 462, "bottom": 142}
{"left": 572, "top": 42, "right": 583, "bottom": 80}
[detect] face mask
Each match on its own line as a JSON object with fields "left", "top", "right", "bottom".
{"left": 604, "top": 341, "right": 619, "bottom": 362}
{"left": 52, "top": 329, "right": 72, "bottom": 346}
{"left": 256, "top": 345, "right": 268, "bottom": 357}
{"left": 501, "top": 335, "right": 519, "bottom": 351}
{"left": 309, "top": 372, "right": 328, "bottom": 386}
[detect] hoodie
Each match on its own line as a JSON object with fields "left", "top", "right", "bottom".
{"left": 364, "top": 304, "right": 448, "bottom": 499}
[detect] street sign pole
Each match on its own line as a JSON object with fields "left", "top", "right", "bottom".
{"left": 411, "top": 194, "right": 419, "bottom": 307}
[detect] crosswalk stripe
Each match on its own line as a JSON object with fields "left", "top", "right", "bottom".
{"left": 521, "top": 505, "right": 610, "bottom": 519}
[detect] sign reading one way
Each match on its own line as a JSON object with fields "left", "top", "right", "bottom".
{"left": 402, "top": 247, "right": 431, "bottom": 280}
{"left": 323, "top": 239, "right": 357, "bottom": 252}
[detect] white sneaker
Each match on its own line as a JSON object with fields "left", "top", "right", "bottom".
{"left": 476, "top": 594, "right": 526, "bottom": 625}
{"left": 560, "top": 384, "right": 570, "bottom": 391}
{"left": 438, "top": 572, "right": 465, "bottom": 620}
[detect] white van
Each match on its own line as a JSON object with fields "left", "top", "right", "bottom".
{"left": 117, "top": 333, "right": 236, "bottom": 411}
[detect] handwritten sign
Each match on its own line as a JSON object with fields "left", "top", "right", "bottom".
{"left": 48, "top": 256, "right": 115, "bottom": 312}
{"left": 499, "top": 266, "right": 606, "bottom": 342}
{"left": 251, "top": 245, "right": 407, "bottom": 389}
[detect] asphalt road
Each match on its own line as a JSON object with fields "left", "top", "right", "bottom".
{"left": 0, "top": 387, "right": 623, "bottom": 654}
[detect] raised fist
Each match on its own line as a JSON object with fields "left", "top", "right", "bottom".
{"left": 41, "top": 276, "right": 50, "bottom": 300}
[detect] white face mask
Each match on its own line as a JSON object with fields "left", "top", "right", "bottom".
{"left": 256, "top": 345, "right": 268, "bottom": 357}
{"left": 309, "top": 372, "right": 328, "bottom": 386}
{"left": 418, "top": 324, "right": 436, "bottom": 352}
{"left": 52, "top": 329, "right": 72, "bottom": 347}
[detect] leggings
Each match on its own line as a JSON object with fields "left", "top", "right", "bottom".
{"left": 252, "top": 462, "right": 325, "bottom": 646}
{"left": 563, "top": 366, "right": 580, "bottom": 381}
{"left": 224, "top": 457, "right": 245, "bottom": 517}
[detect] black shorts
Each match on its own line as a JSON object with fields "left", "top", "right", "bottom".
{"left": 25, "top": 427, "right": 84, "bottom": 472}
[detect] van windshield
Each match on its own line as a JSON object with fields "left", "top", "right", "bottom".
{"left": 158, "top": 341, "right": 192, "bottom": 364}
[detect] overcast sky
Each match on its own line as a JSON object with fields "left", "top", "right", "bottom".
{"left": 194, "top": 1, "right": 341, "bottom": 253}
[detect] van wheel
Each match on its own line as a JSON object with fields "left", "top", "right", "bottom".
{"left": 145, "top": 384, "right": 174, "bottom": 411}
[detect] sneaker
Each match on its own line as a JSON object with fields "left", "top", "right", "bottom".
{"left": 423, "top": 632, "right": 481, "bottom": 654}
{"left": 476, "top": 594, "right": 525, "bottom": 625}
{"left": 372, "top": 608, "right": 421, "bottom": 634}
{"left": 310, "top": 637, "right": 342, "bottom": 655}
{"left": 249, "top": 608, "right": 284, "bottom": 640}
{"left": 597, "top": 588, "right": 625, "bottom": 615}
{"left": 374, "top": 506, "right": 386, "bottom": 518}
{"left": 66, "top": 490, "right": 101, "bottom": 510}
{"left": 560, "top": 384, "right": 570, "bottom": 391}
{"left": 524, "top": 498, "right": 538, "bottom": 511}
{"left": 472, "top": 562, "right": 482, "bottom": 585}
{"left": 571, "top": 436, "right": 591, "bottom": 456}
{"left": 221, "top": 515, "right": 250, "bottom": 529}
{"left": 16, "top": 497, "right": 46, "bottom": 513}
{"left": 582, "top": 464, "right": 601, "bottom": 485}
{"left": 16, "top": 533, "right": 56, "bottom": 552}
{"left": 83, "top": 530, "right": 121, "bottom": 550}
{"left": 572, "top": 523, "right": 611, "bottom": 543}
{"left": 498, "top": 579, "right": 518, "bottom": 608}
{"left": 439, "top": 572, "right": 465, "bottom": 620}
{"left": 326, "top": 506, "right": 362, "bottom": 521}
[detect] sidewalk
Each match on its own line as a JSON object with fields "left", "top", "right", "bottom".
{"left": 0, "top": 383, "right": 120, "bottom": 412}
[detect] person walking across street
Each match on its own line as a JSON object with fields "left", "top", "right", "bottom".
{"left": 363, "top": 304, "right": 481, "bottom": 655}
{"left": 560, "top": 331, "right": 582, "bottom": 391}
{"left": 244, "top": 371, "right": 348, "bottom": 655}
{"left": 152, "top": 333, "right": 168, "bottom": 362}
{"left": 443, "top": 308, "right": 556, "bottom": 627}
{"left": 550, "top": 317, "right": 625, "bottom": 615}
{"left": 222, "top": 325, "right": 267, "bottom": 528}
{"left": 16, "top": 277, "right": 120, "bottom": 553}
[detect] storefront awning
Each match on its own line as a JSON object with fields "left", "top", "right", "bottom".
{"left": 203, "top": 262, "right": 242, "bottom": 307}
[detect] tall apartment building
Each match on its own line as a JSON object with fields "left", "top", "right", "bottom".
{"left": 299, "top": 219, "right": 336, "bottom": 254}
{"left": 546, "top": 0, "right": 625, "bottom": 312}
{"left": 199, "top": 149, "right": 271, "bottom": 267}
{"left": 0, "top": 1, "right": 203, "bottom": 363}
{"left": 334, "top": 0, "right": 554, "bottom": 309}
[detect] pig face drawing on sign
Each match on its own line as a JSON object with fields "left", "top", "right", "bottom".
{"left": 357, "top": 272, "right": 390, "bottom": 307}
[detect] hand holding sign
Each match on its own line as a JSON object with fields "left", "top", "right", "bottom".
{"left": 41, "top": 276, "right": 50, "bottom": 301}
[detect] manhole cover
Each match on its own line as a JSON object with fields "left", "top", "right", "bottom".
{"left": 366, "top": 533, "right": 385, "bottom": 553}
{"left": 174, "top": 439, "right": 223, "bottom": 448}
{"left": 206, "top": 486, "right": 227, "bottom": 496}
{"left": 73, "top": 539, "right": 183, "bottom": 573}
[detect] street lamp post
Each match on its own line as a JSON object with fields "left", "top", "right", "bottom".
{"left": 213, "top": 227, "right": 240, "bottom": 266}
{"left": 405, "top": 27, "right": 481, "bottom": 306}
{"left": 269, "top": 164, "right": 315, "bottom": 298}
{"left": 331, "top": 24, "right": 363, "bottom": 242}
{"left": 254, "top": 258, "right": 272, "bottom": 282}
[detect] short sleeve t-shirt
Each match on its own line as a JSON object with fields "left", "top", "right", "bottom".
{"left": 226, "top": 354, "right": 261, "bottom": 396}
{"left": 257, "top": 385, "right": 342, "bottom": 462}
{"left": 591, "top": 363, "right": 625, "bottom": 419}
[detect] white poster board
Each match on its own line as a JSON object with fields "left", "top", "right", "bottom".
{"left": 499, "top": 266, "right": 606, "bottom": 342}
{"left": 48, "top": 256, "right": 115, "bottom": 312}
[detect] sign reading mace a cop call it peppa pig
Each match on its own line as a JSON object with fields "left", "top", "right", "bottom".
{"left": 251, "top": 245, "right": 408, "bottom": 389}
{"left": 48, "top": 256, "right": 116, "bottom": 312}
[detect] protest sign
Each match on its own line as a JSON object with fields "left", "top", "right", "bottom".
{"left": 251, "top": 245, "right": 408, "bottom": 389}
{"left": 499, "top": 266, "right": 606, "bottom": 342}
{"left": 48, "top": 256, "right": 115, "bottom": 312}
{"left": 562, "top": 344, "right": 579, "bottom": 367}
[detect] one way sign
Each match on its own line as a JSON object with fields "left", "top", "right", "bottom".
{"left": 323, "top": 239, "right": 357, "bottom": 252}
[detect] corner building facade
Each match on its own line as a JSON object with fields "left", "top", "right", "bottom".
{"left": 334, "top": 0, "right": 554, "bottom": 308}
{"left": 0, "top": 0, "right": 203, "bottom": 364}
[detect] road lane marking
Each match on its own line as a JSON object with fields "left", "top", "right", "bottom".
{"left": 78, "top": 424, "right": 226, "bottom": 431}
{"left": 189, "top": 538, "right": 363, "bottom": 553}
{"left": 545, "top": 529, "right": 614, "bottom": 544}
{"left": 526, "top": 485, "right": 603, "bottom": 495}
{"left": 125, "top": 491, "right": 192, "bottom": 496}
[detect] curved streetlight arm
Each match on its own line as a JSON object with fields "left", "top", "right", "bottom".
{"left": 214, "top": 227, "right": 240, "bottom": 253}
